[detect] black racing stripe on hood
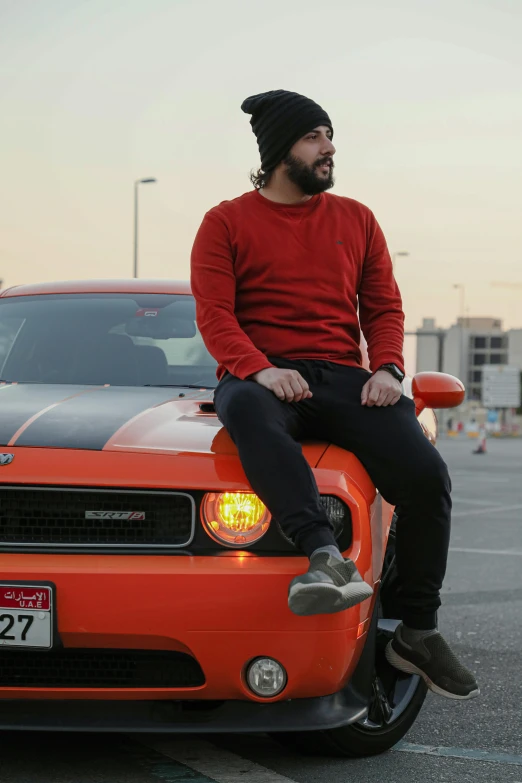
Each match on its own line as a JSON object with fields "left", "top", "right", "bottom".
{"left": 15, "top": 386, "right": 181, "bottom": 450}
{"left": 0, "top": 384, "right": 96, "bottom": 446}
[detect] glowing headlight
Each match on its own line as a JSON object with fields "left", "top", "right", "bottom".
{"left": 202, "top": 492, "right": 271, "bottom": 547}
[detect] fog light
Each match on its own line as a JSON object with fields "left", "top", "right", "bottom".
{"left": 246, "top": 657, "right": 287, "bottom": 698}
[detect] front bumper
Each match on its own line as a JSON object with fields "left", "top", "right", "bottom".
{"left": 0, "top": 553, "right": 375, "bottom": 703}
{"left": 0, "top": 684, "right": 369, "bottom": 732}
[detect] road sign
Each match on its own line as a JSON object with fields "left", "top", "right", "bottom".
{"left": 481, "top": 365, "right": 521, "bottom": 408}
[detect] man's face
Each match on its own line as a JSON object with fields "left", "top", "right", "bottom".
{"left": 282, "top": 126, "right": 336, "bottom": 195}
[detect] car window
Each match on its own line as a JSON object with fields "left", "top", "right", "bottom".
{"left": 0, "top": 317, "right": 25, "bottom": 370}
{"left": 0, "top": 293, "right": 218, "bottom": 387}
{"left": 109, "top": 322, "right": 215, "bottom": 367}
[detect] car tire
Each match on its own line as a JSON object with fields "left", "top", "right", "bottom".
{"left": 270, "top": 514, "right": 428, "bottom": 758}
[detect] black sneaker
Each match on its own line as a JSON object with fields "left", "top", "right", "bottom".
{"left": 385, "top": 624, "right": 480, "bottom": 700}
{"left": 288, "top": 552, "right": 373, "bottom": 616}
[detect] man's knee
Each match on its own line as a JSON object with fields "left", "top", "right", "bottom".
{"left": 404, "top": 448, "right": 451, "bottom": 497}
{"left": 215, "top": 379, "right": 276, "bottom": 427}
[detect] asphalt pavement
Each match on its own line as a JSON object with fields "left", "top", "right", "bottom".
{"left": 1, "top": 436, "right": 521, "bottom": 782}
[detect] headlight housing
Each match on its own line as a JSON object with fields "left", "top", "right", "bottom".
{"left": 201, "top": 492, "right": 349, "bottom": 548}
{"left": 275, "top": 494, "right": 349, "bottom": 543}
{"left": 320, "top": 495, "right": 350, "bottom": 539}
{"left": 201, "top": 492, "right": 271, "bottom": 547}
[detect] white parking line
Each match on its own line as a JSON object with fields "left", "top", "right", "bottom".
{"left": 396, "top": 741, "right": 522, "bottom": 767}
{"left": 452, "top": 473, "right": 510, "bottom": 483}
{"left": 450, "top": 546, "right": 522, "bottom": 556}
{"left": 452, "top": 496, "right": 503, "bottom": 506}
{"left": 141, "top": 738, "right": 298, "bottom": 783}
{"left": 452, "top": 502, "right": 522, "bottom": 518}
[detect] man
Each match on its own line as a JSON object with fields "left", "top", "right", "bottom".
{"left": 190, "top": 89, "right": 479, "bottom": 701}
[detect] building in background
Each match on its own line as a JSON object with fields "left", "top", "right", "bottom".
{"left": 508, "top": 329, "right": 522, "bottom": 370}
{"left": 416, "top": 317, "right": 511, "bottom": 401}
{"left": 415, "top": 318, "right": 441, "bottom": 373}
{"left": 415, "top": 317, "right": 521, "bottom": 434}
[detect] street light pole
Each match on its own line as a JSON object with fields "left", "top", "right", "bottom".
{"left": 133, "top": 182, "right": 138, "bottom": 279}
{"left": 453, "top": 283, "right": 465, "bottom": 323}
{"left": 453, "top": 283, "right": 467, "bottom": 394}
{"left": 133, "top": 178, "right": 157, "bottom": 279}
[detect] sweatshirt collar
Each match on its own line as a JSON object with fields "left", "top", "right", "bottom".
{"left": 253, "top": 189, "right": 323, "bottom": 213}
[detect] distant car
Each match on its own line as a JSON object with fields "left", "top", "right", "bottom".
{"left": 0, "top": 280, "right": 464, "bottom": 756}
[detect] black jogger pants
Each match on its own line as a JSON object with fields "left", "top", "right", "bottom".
{"left": 213, "top": 357, "right": 452, "bottom": 630}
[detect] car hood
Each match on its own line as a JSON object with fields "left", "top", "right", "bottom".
{"left": 0, "top": 383, "right": 328, "bottom": 463}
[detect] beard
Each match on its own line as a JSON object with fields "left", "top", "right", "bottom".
{"left": 282, "top": 153, "right": 335, "bottom": 195}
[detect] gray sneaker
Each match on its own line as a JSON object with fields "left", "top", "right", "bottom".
{"left": 385, "top": 624, "right": 480, "bottom": 700}
{"left": 288, "top": 552, "right": 373, "bottom": 616}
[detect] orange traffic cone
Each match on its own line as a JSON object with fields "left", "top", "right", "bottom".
{"left": 473, "top": 427, "right": 487, "bottom": 455}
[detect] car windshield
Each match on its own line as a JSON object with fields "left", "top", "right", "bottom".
{"left": 0, "top": 293, "right": 218, "bottom": 388}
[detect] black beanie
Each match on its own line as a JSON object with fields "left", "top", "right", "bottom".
{"left": 241, "top": 89, "right": 333, "bottom": 173}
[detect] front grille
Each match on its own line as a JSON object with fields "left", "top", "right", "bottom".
{"left": 0, "top": 649, "right": 205, "bottom": 688}
{"left": 0, "top": 487, "right": 194, "bottom": 548}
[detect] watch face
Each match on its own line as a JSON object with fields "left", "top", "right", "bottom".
{"left": 385, "top": 364, "right": 404, "bottom": 381}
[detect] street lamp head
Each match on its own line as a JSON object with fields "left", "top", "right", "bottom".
{"left": 391, "top": 251, "right": 409, "bottom": 265}
{"left": 139, "top": 178, "right": 157, "bottom": 184}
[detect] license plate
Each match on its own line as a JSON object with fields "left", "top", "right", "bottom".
{"left": 0, "top": 583, "right": 53, "bottom": 649}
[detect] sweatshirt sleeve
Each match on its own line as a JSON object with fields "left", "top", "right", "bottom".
{"left": 190, "top": 210, "right": 274, "bottom": 380}
{"left": 358, "top": 211, "right": 406, "bottom": 375}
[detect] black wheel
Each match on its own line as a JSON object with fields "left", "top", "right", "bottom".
{"left": 271, "top": 515, "right": 428, "bottom": 758}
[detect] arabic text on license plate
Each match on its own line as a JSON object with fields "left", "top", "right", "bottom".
{"left": 0, "top": 584, "right": 52, "bottom": 649}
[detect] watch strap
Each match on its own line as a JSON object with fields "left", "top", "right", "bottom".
{"left": 377, "top": 363, "right": 405, "bottom": 382}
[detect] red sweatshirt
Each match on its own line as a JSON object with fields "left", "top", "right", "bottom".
{"left": 190, "top": 189, "right": 405, "bottom": 382}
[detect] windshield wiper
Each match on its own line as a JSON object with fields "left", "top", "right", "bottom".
{"left": 143, "top": 384, "right": 215, "bottom": 390}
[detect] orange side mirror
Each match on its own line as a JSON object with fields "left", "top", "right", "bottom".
{"left": 412, "top": 372, "right": 465, "bottom": 415}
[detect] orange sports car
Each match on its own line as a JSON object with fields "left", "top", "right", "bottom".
{"left": 0, "top": 280, "right": 464, "bottom": 756}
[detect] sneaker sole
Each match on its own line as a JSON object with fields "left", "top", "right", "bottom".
{"left": 385, "top": 641, "right": 480, "bottom": 700}
{"left": 288, "top": 580, "right": 373, "bottom": 616}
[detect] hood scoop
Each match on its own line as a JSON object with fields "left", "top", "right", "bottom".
{"left": 198, "top": 402, "right": 216, "bottom": 414}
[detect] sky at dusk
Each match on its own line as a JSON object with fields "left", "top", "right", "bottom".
{"left": 1, "top": 0, "right": 521, "bottom": 373}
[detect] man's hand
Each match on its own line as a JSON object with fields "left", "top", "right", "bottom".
{"left": 361, "top": 370, "right": 402, "bottom": 407}
{"left": 250, "top": 367, "right": 313, "bottom": 403}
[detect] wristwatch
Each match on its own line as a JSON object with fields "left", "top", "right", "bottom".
{"left": 376, "top": 363, "right": 405, "bottom": 383}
